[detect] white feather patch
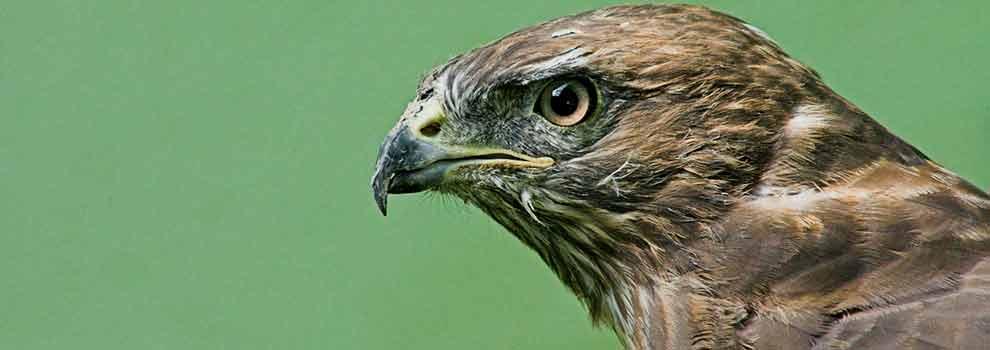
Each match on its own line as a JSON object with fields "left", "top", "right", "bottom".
{"left": 785, "top": 104, "right": 832, "bottom": 139}
{"left": 519, "top": 188, "right": 546, "bottom": 226}
{"left": 551, "top": 28, "right": 579, "bottom": 38}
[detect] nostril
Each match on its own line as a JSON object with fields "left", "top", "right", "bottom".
{"left": 419, "top": 121, "right": 442, "bottom": 137}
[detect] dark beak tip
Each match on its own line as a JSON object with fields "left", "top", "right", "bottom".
{"left": 371, "top": 172, "right": 389, "bottom": 217}
{"left": 375, "top": 199, "right": 388, "bottom": 216}
{"left": 374, "top": 191, "right": 388, "bottom": 216}
{"left": 371, "top": 165, "right": 389, "bottom": 216}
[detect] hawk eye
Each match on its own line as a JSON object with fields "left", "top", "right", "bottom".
{"left": 535, "top": 79, "right": 595, "bottom": 126}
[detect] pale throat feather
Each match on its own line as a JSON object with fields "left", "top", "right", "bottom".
{"left": 472, "top": 182, "right": 700, "bottom": 349}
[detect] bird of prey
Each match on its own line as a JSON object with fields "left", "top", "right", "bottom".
{"left": 371, "top": 4, "right": 990, "bottom": 349}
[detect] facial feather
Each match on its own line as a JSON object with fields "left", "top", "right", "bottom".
{"left": 374, "top": 4, "right": 990, "bottom": 349}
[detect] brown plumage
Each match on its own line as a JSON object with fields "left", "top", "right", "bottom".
{"left": 371, "top": 4, "right": 990, "bottom": 349}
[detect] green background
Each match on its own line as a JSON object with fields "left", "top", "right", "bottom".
{"left": 2, "top": 1, "right": 987, "bottom": 349}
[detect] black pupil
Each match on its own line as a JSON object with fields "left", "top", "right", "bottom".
{"left": 550, "top": 84, "right": 579, "bottom": 116}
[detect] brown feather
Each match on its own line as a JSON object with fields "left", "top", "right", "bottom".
{"left": 375, "top": 4, "right": 990, "bottom": 349}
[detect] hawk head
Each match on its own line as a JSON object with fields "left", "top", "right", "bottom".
{"left": 372, "top": 3, "right": 918, "bottom": 294}
{"left": 371, "top": 5, "right": 990, "bottom": 348}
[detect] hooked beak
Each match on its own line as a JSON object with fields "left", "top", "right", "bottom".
{"left": 370, "top": 98, "right": 554, "bottom": 216}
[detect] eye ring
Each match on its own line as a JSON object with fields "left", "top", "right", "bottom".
{"left": 534, "top": 78, "right": 596, "bottom": 126}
